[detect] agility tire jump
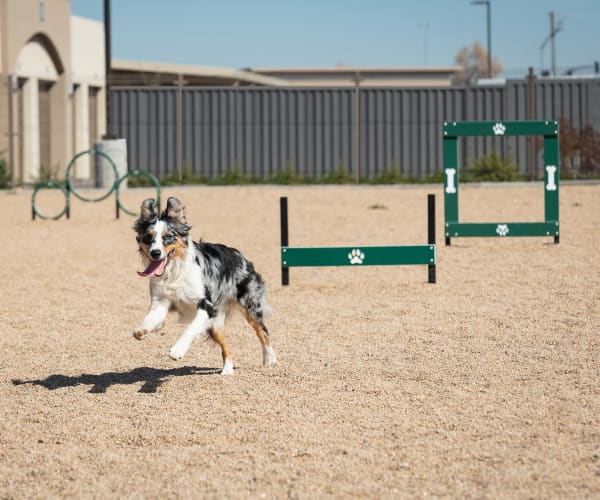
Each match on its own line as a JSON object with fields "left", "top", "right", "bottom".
{"left": 280, "top": 194, "right": 436, "bottom": 285}
{"left": 31, "top": 181, "right": 70, "bottom": 221}
{"left": 443, "top": 120, "right": 560, "bottom": 245}
{"left": 32, "top": 149, "right": 160, "bottom": 220}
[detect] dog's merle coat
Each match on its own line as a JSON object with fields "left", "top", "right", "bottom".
{"left": 133, "top": 196, "right": 276, "bottom": 375}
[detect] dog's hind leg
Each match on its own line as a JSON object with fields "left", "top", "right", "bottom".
{"left": 237, "top": 273, "right": 276, "bottom": 367}
{"left": 208, "top": 327, "right": 234, "bottom": 375}
{"left": 241, "top": 309, "right": 277, "bottom": 367}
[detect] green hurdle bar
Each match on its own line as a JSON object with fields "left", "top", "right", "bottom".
{"left": 280, "top": 194, "right": 436, "bottom": 285}
{"left": 443, "top": 120, "right": 560, "bottom": 245}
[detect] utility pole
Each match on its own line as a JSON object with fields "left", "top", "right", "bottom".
{"left": 550, "top": 11, "right": 556, "bottom": 77}
{"left": 103, "top": 0, "right": 115, "bottom": 138}
{"left": 471, "top": 1, "right": 492, "bottom": 77}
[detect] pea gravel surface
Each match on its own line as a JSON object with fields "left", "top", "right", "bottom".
{"left": 1, "top": 183, "right": 598, "bottom": 499}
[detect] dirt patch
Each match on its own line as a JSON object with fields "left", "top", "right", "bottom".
{"left": 1, "top": 183, "right": 599, "bottom": 498}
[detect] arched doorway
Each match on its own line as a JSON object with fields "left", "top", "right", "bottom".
{"left": 14, "top": 33, "right": 63, "bottom": 184}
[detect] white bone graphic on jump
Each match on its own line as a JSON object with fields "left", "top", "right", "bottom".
{"left": 545, "top": 165, "right": 557, "bottom": 191}
{"left": 445, "top": 168, "right": 457, "bottom": 194}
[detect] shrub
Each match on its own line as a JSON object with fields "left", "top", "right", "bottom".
{"left": 368, "top": 164, "right": 413, "bottom": 184}
{"left": 319, "top": 163, "right": 354, "bottom": 184}
{"left": 160, "top": 165, "right": 207, "bottom": 186}
{"left": 269, "top": 162, "right": 308, "bottom": 184}
{"left": 463, "top": 150, "right": 524, "bottom": 182}
{"left": 0, "top": 157, "right": 9, "bottom": 189}
{"left": 127, "top": 173, "right": 154, "bottom": 187}
{"left": 209, "top": 164, "right": 253, "bottom": 185}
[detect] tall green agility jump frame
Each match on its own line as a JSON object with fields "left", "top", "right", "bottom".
{"left": 280, "top": 194, "right": 437, "bottom": 285}
{"left": 443, "top": 120, "right": 560, "bottom": 245}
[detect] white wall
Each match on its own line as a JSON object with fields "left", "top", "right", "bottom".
{"left": 70, "top": 15, "right": 104, "bottom": 87}
{"left": 70, "top": 15, "right": 106, "bottom": 176}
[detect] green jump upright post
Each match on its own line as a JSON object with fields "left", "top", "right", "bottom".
{"left": 443, "top": 120, "right": 560, "bottom": 245}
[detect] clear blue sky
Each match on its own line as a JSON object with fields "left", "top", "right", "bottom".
{"left": 71, "top": 0, "right": 599, "bottom": 78}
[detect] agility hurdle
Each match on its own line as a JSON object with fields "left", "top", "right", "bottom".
{"left": 31, "top": 149, "right": 160, "bottom": 220}
{"left": 280, "top": 194, "right": 436, "bottom": 285}
{"left": 443, "top": 120, "right": 560, "bottom": 245}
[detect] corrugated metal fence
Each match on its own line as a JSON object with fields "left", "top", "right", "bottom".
{"left": 110, "top": 78, "right": 600, "bottom": 180}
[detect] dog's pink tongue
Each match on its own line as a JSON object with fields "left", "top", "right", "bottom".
{"left": 137, "top": 258, "right": 167, "bottom": 278}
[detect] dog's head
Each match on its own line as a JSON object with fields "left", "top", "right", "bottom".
{"left": 133, "top": 196, "right": 191, "bottom": 278}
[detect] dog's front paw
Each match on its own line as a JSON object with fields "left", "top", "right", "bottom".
{"left": 133, "top": 328, "right": 149, "bottom": 340}
{"left": 169, "top": 343, "right": 187, "bottom": 360}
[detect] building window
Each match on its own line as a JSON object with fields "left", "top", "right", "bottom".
{"left": 39, "top": 1, "right": 45, "bottom": 22}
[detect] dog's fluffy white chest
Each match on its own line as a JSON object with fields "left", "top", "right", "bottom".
{"left": 150, "top": 252, "right": 204, "bottom": 307}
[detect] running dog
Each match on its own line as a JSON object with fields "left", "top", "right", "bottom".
{"left": 132, "top": 196, "right": 276, "bottom": 375}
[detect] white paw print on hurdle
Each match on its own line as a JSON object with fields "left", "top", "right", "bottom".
{"left": 496, "top": 224, "right": 509, "bottom": 237}
{"left": 348, "top": 249, "right": 365, "bottom": 265}
{"left": 493, "top": 122, "right": 506, "bottom": 135}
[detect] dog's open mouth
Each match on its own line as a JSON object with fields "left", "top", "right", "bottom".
{"left": 137, "top": 250, "right": 174, "bottom": 278}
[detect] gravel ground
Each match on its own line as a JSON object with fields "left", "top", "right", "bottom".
{"left": 1, "top": 183, "right": 599, "bottom": 499}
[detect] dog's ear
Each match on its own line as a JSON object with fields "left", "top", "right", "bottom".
{"left": 165, "top": 196, "right": 187, "bottom": 225}
{"left": 139, "top": 198, "right": 157, "bottom": 221}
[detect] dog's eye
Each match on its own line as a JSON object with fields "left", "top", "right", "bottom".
{"left": 142, "top": 233, "right": 153, "bottom": 245}
{"left": 163, "top": 233, "right": 176, "bottom": 244}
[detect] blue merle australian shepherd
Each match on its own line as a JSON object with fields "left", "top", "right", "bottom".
{"left": 132, "top": 196, "right": 276, "bottom": 375}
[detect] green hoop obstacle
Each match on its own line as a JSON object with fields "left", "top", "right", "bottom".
{"left": 115, "top": 170, "right": 161, "bottom": 218}
{"left": 66, "top": 149, "right": 118, "bottom": 203}
{"left": 443, "top": 120, "right": 560, "bottom": 245}
{"left": 31, "top": 150, "right": 161, "bottom": 220}
{"left": 31, "top": 181, "right": 70, "bottom": 220}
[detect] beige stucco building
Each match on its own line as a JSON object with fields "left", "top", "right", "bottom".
{"left": 0, "top": 0, "right": 105, "bottom": 186}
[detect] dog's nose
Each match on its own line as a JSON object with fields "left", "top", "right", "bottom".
{"left": 150, "top": 249, "right": 162, "bottom": 260}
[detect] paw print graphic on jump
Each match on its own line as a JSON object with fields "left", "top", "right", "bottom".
{"left": 493, "top": 123, "right": 506, "bottom": 135}
{"left": 496, "top": 224, "right": 509, "bottom": 236}
{"left": 348, "top": 248, "right": 365, "bottom": 265}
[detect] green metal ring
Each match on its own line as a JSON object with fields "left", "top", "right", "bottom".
{"left": 66, "top": 149, "right": 118, "bottom": 203}
{"left": 115, "top": 170, "right": 161, "bottom": 217}
{"left": 32, "top": 181, "right": 70, "bottom": 220}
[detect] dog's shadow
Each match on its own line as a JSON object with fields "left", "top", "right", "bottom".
{"left": 12, "top": 365, "right": 220, "bottom": 394}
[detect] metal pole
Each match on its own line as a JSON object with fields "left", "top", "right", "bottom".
{"left": 486, "top": 2, "right": 492, "bottom": 77}
{"left": 353, "top": 72, "right": 360, "bottom": 183}
{"left": 103, "top": 0, "right": 114, "bottom": 138}
{"left": 280, "top": 197, "right": 289, "bottom": 286}
{"left": 527, "top": 67, "right": 537, "bottom": 180}
{"left": 471, "top": 1, "right": 492, "bottom": 77}
{"left": 550, "top": 11, "right": 556, "bottom": 77}
{"left": 427, "top": 194, "right": 436, "bottom": 284}
{"left": 177, "top": 73, "right": 183, "bottom": 182}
